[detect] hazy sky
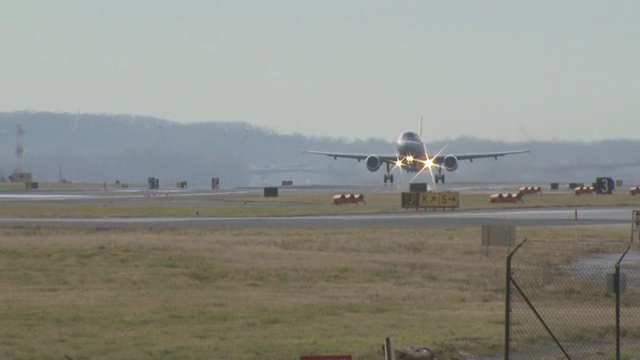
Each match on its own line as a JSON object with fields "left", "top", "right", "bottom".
{"left": 1, "top": 1, "right": 638, "bottom": 142}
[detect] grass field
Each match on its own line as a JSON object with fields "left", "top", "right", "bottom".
{"left": 1, "top": 191, "right": 639, "bottom": 219}
{"left": 1, "top": 185, "right": 639, "bottom": 358}
{"left": 0, "top": 226, "right": 634, "bottom": 359}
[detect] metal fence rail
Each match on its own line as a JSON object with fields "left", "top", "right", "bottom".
{"left": 506, "top": 239, "right": 640, "bottom": 359}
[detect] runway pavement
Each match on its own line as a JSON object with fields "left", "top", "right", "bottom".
{"left": 0, "top": 184, "right": 636, "bottom": 229}
{"left": 0, "top": 207, "right": 634, "bottom": 229}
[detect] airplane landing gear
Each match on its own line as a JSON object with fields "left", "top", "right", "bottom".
{"left": 434, "top": 168, "right": 445, "bottom": 184}
{"left": 383, "top": 163, "right": 394, "bottom": 185}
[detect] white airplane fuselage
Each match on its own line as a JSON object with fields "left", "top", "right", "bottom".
{"left": 395, "top": 131, "right": 429, "bottom": 172}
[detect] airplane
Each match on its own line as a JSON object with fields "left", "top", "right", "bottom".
{"left": 303, "top": 129, "right": 529, "bottom": 185}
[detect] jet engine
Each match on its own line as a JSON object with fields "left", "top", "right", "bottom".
{"left": 365, "top": 155, "right": 382, "bottom": 172}
{"left": 443, "top": 155, "right": 459, "bottom": 172}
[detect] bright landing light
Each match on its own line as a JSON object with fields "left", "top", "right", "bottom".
{"left": 409, "top": 145, "right": 448, "bottom": 188}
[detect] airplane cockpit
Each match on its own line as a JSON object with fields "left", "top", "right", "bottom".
{"left": 398, "top": 131, "right": 422, "bottom": 143}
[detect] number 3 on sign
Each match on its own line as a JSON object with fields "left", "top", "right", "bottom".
{"left": 600, "top": 178, "right": 609, "bottom": 194}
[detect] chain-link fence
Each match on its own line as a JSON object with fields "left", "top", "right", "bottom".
{"left": 505, "top": 239, "right": 640, "bottom": 359}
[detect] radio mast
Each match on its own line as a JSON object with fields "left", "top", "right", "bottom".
{"left": 14, "top": 122, "right": 25, "bottom": 173}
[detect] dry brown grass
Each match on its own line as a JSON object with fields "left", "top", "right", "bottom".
{"left": 0, "top": 227, "right": 634, "bottom": 359}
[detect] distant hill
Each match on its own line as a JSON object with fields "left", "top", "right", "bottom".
{"left": 1, "top": 111, "right": 639, "bottom": 187}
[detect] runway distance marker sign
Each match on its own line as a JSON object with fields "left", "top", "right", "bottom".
{"left": 401, "top": 191, "right": 459, "bottom": 209}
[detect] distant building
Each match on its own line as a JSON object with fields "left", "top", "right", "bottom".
{"left": 9, "top": 172, "right": 33, "bottom": 183}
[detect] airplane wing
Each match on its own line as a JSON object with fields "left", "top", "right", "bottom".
{"left": 302, "top": 150, "right": 399, "bottom": 164}
{"left": 433, "top": 149, "right": 530, "bottom": 163}
{"left": 303, "top": 148, "right": 530, "bottom": 184}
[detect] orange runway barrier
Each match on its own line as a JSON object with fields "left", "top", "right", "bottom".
{"left": 490, "top": 193, "right": 523, "bottom": 203}
{"left": 574, "top": 186, "right": 596, "bottom": 196}
{"left": 518, "top": 186, "right": 542, "bottom": 195}
{"left": 332, "top": 194, "right": 365, "bottom": 205}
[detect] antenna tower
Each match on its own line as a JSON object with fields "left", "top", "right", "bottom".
{"left": 15, "top": 122, "right": 25, "bottom": 173}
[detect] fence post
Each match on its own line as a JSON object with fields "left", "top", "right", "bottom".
{"left": 384, "top": 337, "right": 395, "bottom": 360}
{"left": 632, "top": 210, "right": 640, "bottom": 243}
{"left": 615, "top": 245, "right": 631, "bottom": 360}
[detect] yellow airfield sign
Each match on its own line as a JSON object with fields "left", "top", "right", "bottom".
{"left": 401, "top": 191, "right": 459, "bottom": 209}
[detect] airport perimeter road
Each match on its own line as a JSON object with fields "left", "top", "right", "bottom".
{"left": 0, "top": 207, "right": 634, "bottom": 229}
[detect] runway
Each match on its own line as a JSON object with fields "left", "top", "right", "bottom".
{"left": 0, "top": 207, "right": 633, "bottom": 229}
{"left": 0, "top": 185, "right": 636, "bottom": 229}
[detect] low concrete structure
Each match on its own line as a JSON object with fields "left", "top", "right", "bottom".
{"left": 9, "top": 172, "right": 33, "bottom": 183}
